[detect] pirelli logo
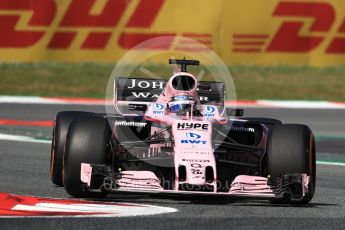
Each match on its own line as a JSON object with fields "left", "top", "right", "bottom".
{"left": 232, "top": 1, "right": 345, "bottom": 54}
{"left": 0, "top": 0, "right": 212, "bottom": 50}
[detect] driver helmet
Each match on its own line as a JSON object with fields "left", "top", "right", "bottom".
{"left": 168, "top": 95, "right": 195, "bottom": 113}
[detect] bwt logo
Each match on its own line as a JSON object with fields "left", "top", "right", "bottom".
{"left": 153, "top": 103, "right": 164, "bottom": 114}
{"left": 0, "top": 0, "right": 212, "bottom": 50}
{"left": 181, "top": 140, "right": 207, "bottom": 145}
{"left": 205, "top": 106, "right": 215, "bottom": 113}
{"left": 185, "top": 132, "right": 201, "bottom": 139}
{"left": 204, "top": 106, "right": 215, "bottom": 117}
{"left": 232, "top": 1, "right": 345, "bottom": 54}
{"left": 154, "top": 103, "right": 164, "bottom": 110}
{"left": 181, "top": 132, "right": 207, "bottom": 145}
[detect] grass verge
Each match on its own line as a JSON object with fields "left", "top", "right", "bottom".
{"left": 0, "top": 62, "right": 344, "bottom": 101}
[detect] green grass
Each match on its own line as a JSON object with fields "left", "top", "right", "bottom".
{"left": 0, "top": 62, "right": 344, "bottom": 101}
{"left": 0, "top": 62, "right": 114, "bottom": 98}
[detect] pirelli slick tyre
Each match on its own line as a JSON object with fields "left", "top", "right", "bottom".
{"left": 63, "top": 116, "right": 111, "bottom": 198}
{"left": 265, "top": 124, "right": 316, "bottom": 204}
{"left": 50, "top": 111, "right": 94, "bottom": 186}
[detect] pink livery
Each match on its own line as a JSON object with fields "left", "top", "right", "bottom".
{"left": 52, "top": 59, "right": 315, "bottom": 204}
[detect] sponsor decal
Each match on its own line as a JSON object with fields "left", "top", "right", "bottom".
{"left": 114, "top": 120, "right": 147, "bottom": 127}
{"left": 125, "top": 179, "right": 158, "bottom": 184}
{"left": 2, "top": 0, "right": 345, "bottom": 65}
{"left": 117, "top": 178, "right": 161, "bottom": 189}
{"left": 128, "top": 80, "right": 164, "bottom": 99}
{"left": 190, "top": 163, "right": 203, "bottom": 176}
{"left": 131, "top": 92, "right": 160, "bottom": 98}
{"left": 182, "top": 159, "right": 210, "bottom": 163}
{"left": 153, "top": 103, "right": 164, "bottom": 114}
{"left": 181, "top": 151, "right": 210, "bottom": 155}
{"left": 130, "top": 92, "right": 209, "bottom": 101}
{"left": 127, "top": 79, "right": 165, "bottom": 89}
{"left": 205, "top": 106, "right": 215, "bottom": 113}
{"left": 230, "top": 126, "right": 255, "bottom": 132}
{"left": 232, "top": 1, "right": 345, "bottom": 54}
{"left": 181, "top": 132, "right": 206, "bottom": 145}
{"left": 177, "top": 122, "right": 209, "bottom": 131}
{"left": 191, "top": 163, "right": 202, "bottom": 168}
{"left": 174, "top": 95, "right": 189, "bottom": 100}
{"left": 185, "top": 132, "right": 201, "bottom": 139}
{"left": 199, "top": 96, "right": 209, "bottom": 102}
{"left": 125, "top": 80, "right": 211, "bottom": 101}
{"left": 0, "top": 0, "right": 212, "bottom": 51}
{"left": 168, "top": 100, "right": 192, "bottom": 106}
{"left": 204, "top": 106, "right": 215, "bottom": 117}
{"left": 181, "top": 139, "right": 207, "bottom": 145}
{"left": 154, "top": 103, "right": 164, "bottom": 110}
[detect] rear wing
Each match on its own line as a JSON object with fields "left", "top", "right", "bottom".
{"left": 114, "top": 77, "right": 225, "bottom": 114}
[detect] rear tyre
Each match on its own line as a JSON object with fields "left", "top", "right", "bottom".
{"left": 265, "top": 124, "right": 316, "bottom": 204}
{"left": 50, "top": 111, "right": 94, "bottom": 186}
{"left": 63, "top": 116, "right": 111, "bottom": 197}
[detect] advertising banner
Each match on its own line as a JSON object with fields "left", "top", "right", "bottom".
{"left": 0, "top": 0, "right": 344, "bottom": 66}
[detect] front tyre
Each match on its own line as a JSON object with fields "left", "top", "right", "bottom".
{"left": 63, "top": 116, "right": 112, "bottom": 197}
{"left": 265, "top": 124, "right": 316, "bottom": 204}
{"left": 50, "top": 111, "right": 94, "bottom": 186}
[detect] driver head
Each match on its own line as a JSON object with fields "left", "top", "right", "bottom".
{"left": 168, "top": 95, "right": 195, "bottom": 114}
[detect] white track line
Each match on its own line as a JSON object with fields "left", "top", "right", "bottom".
{"left": 257, "top": 100, "right": 345, "bottom": 109}
{"left": 316, "top": 161, "right": 345, "bottom": 167}
{"left": 0, "top": 133, "right": 51, "bottom": 144}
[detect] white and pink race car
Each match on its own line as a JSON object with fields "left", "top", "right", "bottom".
{"left": 50, "top": 59, "right": 316, "bottom": 204}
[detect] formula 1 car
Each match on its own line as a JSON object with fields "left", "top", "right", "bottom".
{"left": 50, "top": 59, "right": 316, "bottom": 204}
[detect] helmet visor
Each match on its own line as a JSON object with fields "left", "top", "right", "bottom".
{"left": 169, "top": 103, "right": 192, "bottom": 113}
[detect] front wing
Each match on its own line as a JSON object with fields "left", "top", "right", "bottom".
{"left": 81, "top": 163, "right": 310, "bottom": 201}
